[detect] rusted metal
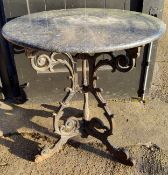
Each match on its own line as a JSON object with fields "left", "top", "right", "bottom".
{"left": 82, "top": 59, "right": 90, "bottom": 121}
{"left": 26, "top": 49, "right": 139, "bottom": 165}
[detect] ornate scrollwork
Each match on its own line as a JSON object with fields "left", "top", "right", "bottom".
{"left": 94, "top": 47, "right": 140, "bottom": 73}
{"left": 59, "top": 117, "right": 81, "bottom": 136}
{"left": 25, "top": 49, "right": 75, "bottom": 73}
{"left": 25, "top": 48, "right": 140, "bottom": 139}
{"left": 25, "top": 49, "right": 54, "bottom": 72}
{"left": 84, "top": 47, "right": 141, "bottom": 142}
{"left": 26, "top": 48, "right": 81, "bottom": 137}
{"left": 26, "top": 48, "right": 137, "bottom": 165}
{"left": 115, "top": 54, "right": 135, "bottom": 72}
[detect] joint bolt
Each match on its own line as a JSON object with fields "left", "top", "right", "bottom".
{"left": 64, "top": 87, "right": 71, "bottom": 92}
{"left": 67, "top": 76, "right": 73, "bottom": 80}
{"left": 93, "top": 76, "right": 99, "bottom": 80}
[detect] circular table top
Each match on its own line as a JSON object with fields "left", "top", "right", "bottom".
{"left": 2, "top": 8, "right": 166, "bottom": 54}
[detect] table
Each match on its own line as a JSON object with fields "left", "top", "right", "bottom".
{"left": 2, "top": 8, "right": 166, "bottom": 166}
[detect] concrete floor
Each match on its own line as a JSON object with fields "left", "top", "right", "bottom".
{"left": 0, "top": 99, "right": 168, "bottom": 150}
{"left": 0, "top": 99, "right": 168, "bottom": 174}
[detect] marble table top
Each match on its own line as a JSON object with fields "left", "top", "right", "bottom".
{"left": 2, "top": 8, "right": 166, "bottom": 54}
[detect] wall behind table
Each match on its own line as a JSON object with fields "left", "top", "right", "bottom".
{"left": 150, "top": 0, "right": 168, "bottom": 102}
{"left": 1, "top": 0, "right": 162, "bottom": 103}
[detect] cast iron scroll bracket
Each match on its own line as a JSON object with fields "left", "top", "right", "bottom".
{"left": 25, "top": 47, "right": 140, "bottom": 165}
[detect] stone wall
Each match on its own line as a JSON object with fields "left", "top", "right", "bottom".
{"left": 150, "top": 0, "right": 168, "bottom": 102}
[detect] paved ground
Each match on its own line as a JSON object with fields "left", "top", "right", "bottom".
{"left": 0, "top": 133, "right": 168, "bottom": 175}
{"left": 0, "top": 99, "right": 168, "bottom": 175}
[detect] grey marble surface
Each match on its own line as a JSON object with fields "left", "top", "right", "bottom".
{"left": 2, "top": 8, "right": 166, "bottom": 54}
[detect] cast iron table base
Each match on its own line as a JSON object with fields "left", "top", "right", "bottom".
{"left": 26, "top": 49, "right": 139, "bottom": 166}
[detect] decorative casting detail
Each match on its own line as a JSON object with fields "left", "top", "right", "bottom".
{"left": 25, "top": 47, "right": 140, "bottom": 165}
{"left": 25, "top": 47, "right": 140, "bottom": 73}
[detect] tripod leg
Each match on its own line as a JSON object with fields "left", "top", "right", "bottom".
{"left": 35, "top": 135, "right": 70, "bottom": 163}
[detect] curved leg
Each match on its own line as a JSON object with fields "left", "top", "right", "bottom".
{"left": 35, "top": 89, "right": 81, "bottom": 163}
{"left": 35, "top": 87, "right": 81, "bottom": 163}
{"left": 35, "top": 136, "right": 70, "bottom": 163}
{"left": 92, "top": 90, "right": 114, "bottom": 136}
{"left": 34, "top": 54, "right": 82, "bottom": 162}
{"left": 85, "top": 118, "right": 135, "bottom": 166}
{"left": 104, "top": 140, "right": 135, "bottom": 166}
{"left": 86, "top": 56, "right": 135, "bottom": 166}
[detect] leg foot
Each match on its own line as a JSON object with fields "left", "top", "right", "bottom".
{"left": 35, "top": 136, "right": 69, "bottom": 163}
{"left": 105, "top": 140, "right": 135, "bottom": 166}
{"left": 85, "top": 119, "right": 135, "bottom": 166}
{"left": 113, "top": 148, "right": 135, "bottom": 166}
